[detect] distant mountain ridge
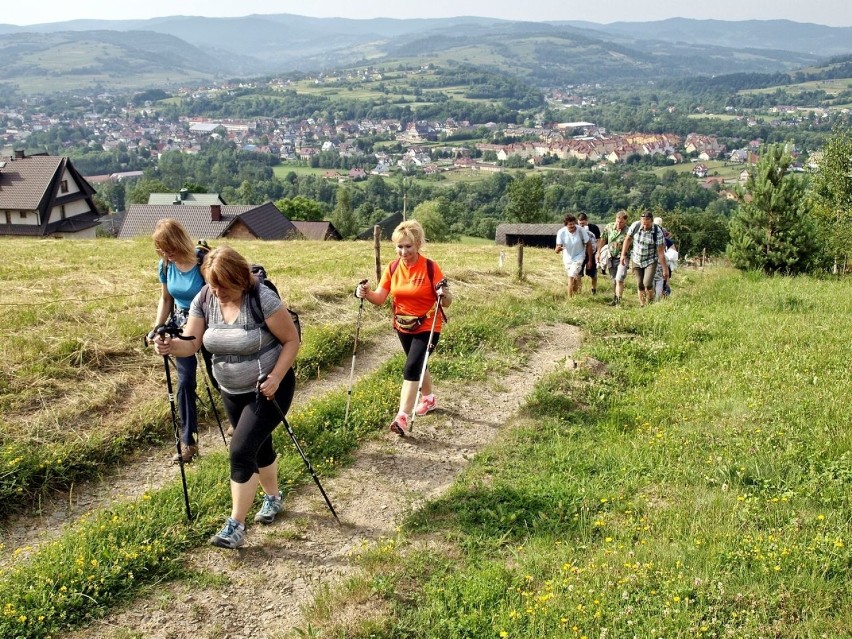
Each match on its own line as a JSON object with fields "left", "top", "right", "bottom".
{"left": 0, "top": 14, "right": 850, "bottom": 95}
{"left": 562, "top": 18, "right": 852, "bottom": 57}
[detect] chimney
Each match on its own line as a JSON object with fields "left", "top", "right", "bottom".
{"left": 14, "top": 150, "right": 25, "bottom": 160}
{"left": 180, "top": 188, "right": 188, "bottom": 200}
{"left": 211, "top": 204, "right": 222, "bottom": 221}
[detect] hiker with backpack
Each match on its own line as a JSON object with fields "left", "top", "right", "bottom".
{"left": 152, "top": 246, "right": 301, "bottom": 549}
{"left": 577, "top": 213, "right": 599, "bottom": 295}
{"left": 151, "top": 219, "right": 211, "bottom": 463}
{"left": 620, "top": 211, "right": 669, "bottom": 307}
{"left": 597, "top": 210, "right": 629, "bottom": 306}
{"left": 355, "top": 220, "right": 452, "bottom": 436}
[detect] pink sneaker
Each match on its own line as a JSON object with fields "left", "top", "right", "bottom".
{"left": 415, "top": 394, "right": 437, "bottom": 417}
{"left": 390, "top": 412, "right": 409, "bottom": 436}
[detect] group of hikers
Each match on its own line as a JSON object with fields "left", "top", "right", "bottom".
{"left": 556, "top": 209, "right": 679, "bottom": 306}
{"left": 149, "top": 209, "right": 677, "bottom": 549}
{"left": 149, "top": 218, "right": 450, "bottom": 549}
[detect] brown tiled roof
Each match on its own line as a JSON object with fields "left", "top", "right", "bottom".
{"left": 0, "top": 155, "right": 63, "bottom": 210}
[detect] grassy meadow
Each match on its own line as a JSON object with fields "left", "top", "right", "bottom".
{"left": 1, "top": 236, "right": 851, "bottom": 638}
{"left": 301, "top": 269, "right": 852, "bottom": 638}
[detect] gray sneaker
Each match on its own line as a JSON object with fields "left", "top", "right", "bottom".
{"left": 209, "top": 517, "right": 246, "bottom": 549}
{"left": 254, "top": 494, "right": 283, "bottom": 524}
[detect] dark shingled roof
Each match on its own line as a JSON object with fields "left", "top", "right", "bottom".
{"left": 117, "top": 202, "right": 298, "bottom": 240}
{"left": 232, "top": 202, "right": 300, "bottom": 239}
{"left": 495, "top": 223, "right": 563, "bottom": 245}
{"left": 291, "top": 220, "right": 342, "bottom": 241}
{"left": 357, "top": 212, "right": 403, "bottom": 240}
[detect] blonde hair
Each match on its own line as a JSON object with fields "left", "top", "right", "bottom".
{"left": 391, "top": 220, "right": 425, "bottom": 248}
{"left": 152, "top": 219, "right": 195, "bottom": 263}
{"left": 201, "top": 246, "right": 253, "bottom": 294}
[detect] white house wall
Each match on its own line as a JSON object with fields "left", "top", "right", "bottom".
{"left": 2, "top": 209, "right": 40, "bottom": 226}
{"left": 47, "top": 199, "right": 90, "bottom": 223}
{"left": 61, "top": 168, "right": 82, "bottom": 195}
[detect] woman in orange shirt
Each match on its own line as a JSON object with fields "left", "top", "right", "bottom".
{"left": 357, "top": 220, "right": 452, "bottom": 435}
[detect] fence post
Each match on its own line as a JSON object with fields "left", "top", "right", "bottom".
{"left": 374, "top": 225, "right": 382, "bottom": 283}
{"left": 517, "top": 242, "right": 524, "bottom": 280}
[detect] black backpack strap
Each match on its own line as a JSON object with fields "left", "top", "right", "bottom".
{"left": 389, "top": 258, "right": 401, "bottom": 277}
{"left": 199, "top": 284, "right": 211, "bottom": 321}
{"left": 248, "top": 282, "right": 265, "bottom": 326}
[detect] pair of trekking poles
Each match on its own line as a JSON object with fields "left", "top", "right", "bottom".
{"left": 344, "top": 278, "right": 447, "bottom": 435}
{"left": 146, "top": 324, "right": 339, "bottom": 524}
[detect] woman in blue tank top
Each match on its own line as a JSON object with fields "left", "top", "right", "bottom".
{"left": 151, "top": 219, "right": 206, "bottom": 462}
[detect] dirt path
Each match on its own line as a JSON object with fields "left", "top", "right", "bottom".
{"left": 60, "top": 323, "right": 582, "bottom": 639}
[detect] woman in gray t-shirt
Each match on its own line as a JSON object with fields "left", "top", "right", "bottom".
{"left": 154, "top": 246, "right": 300, "bottom": 549}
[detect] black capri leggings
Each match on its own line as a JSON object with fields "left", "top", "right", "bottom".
{"left": 397, "top": 331, "right": 441, "bottom": 382}
{"left": 220, "top": 367, "right": 296, "bottom": 483}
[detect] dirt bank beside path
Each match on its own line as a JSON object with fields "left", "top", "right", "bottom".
{"left": 1, "top": 332, "right": 400, "bottom": 571}
{"left": 62, "top": 323, "right": 582, "bottom": 639}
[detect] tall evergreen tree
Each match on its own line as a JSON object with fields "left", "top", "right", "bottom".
{"left": 728, "top": 145, "right": 818, "bottom": 274}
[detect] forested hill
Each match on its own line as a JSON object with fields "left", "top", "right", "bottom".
{"left": 1, "top": 14, "right": 850, "bottom": 94}
{"left": 564, "top": 18, "right": 852, "bottom": 57}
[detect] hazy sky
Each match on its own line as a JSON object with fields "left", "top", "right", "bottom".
{"left": 4, "top": 0, "right": 852, "bottom": 27}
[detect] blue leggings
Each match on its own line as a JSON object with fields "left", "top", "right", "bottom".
{"left": 174, "top": 355, "right": 198, "bottom": 446}
{"left": 221, "top": 368, "right": 296, "bottom": 483}
{"left": 174, "top": 348, "right": 216, "bottom": 445}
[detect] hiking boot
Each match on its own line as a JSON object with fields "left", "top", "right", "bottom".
{"left": 209, "top": 517, "right": 246, "bottom": 549}
{"left": 415, "top": 394, "right": 437, "bottom": 417}
{"left": 390, "top": 412, "right": 409, "bottom": 436}
{"left": 172, "top": 443, "right": 198, "bottom": 463}
{"left": 254, "top": 494, "right": 283, "bottom": 524}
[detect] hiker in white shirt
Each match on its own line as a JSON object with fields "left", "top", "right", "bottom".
{"left": 555, "top": 213, "right": 592, "bottom": 299}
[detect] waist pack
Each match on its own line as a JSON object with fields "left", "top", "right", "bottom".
{"left": 394, "top": 314, "right": 427, "bottom": 332}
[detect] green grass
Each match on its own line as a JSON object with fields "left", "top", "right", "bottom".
{"left": 272, "top": 164, "right": 338, "bottom": 178}
{"left": 302, "top": 268, "right": 852, "bottom": 638}
{"left": 6, "top": 239, "right": 850, "bottom": 638}
{"left": 739, "top": 78, "right": 852, "bottom": 96}
{"left": 0, "top": 237, "right": 563, "bottom": 638}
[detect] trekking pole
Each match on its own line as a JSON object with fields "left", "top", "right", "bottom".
{"left": 344, "top": 279, "right": 368, "bottom": 424}
{"left": 146, "top": 325, "right": 197, "bottom": 522}
{"left": 258, "top": 376, "right": 341, "bottom": 525}
{"left": 409, "top": 281, "right": 447, "bottom": 433}
{"left": 197, "top": 351, "right": 227, "bottom": 444}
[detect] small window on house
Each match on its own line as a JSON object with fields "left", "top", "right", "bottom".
{"left": 19, "top": 211, "right": 26, "bottom": 219}
{"left": 61, "top": 180, "right": 69, "bottom": 193}
{"left": 60, "top": 205, "right": 66, "bottom": 219}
